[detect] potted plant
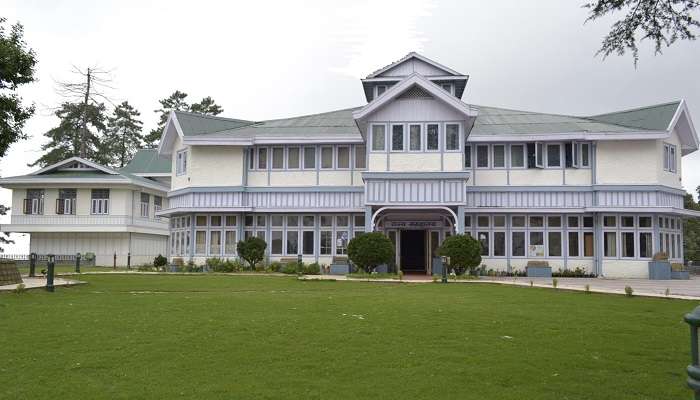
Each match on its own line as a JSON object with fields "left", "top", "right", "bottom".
{"left": 648, "top": 252, "right": 672, "bottom": 280}
{"left": 671, "top": 262, "right": 690, "bottom": 280}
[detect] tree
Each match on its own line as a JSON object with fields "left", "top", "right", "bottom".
{"left": 237, "top": 236, "right": 266, "bottom": 270}
{"left": 684, "top": 190, "right": 700, "bottom": 264}
{"left": 31, "top": 102, "right": 108, "bottom": 167}
{"left": 0, "top": 17, "right": 37, "bottom": 252}
{"left": 347, "top": 232, "right": 395, "bottom": 273}
{"left": 104, "top": 101, "right": 144, "bottom": 168}
{"left": 437, "top": 234, "right": 482, "bottom": 275}
{"left": 585, "top": 0, "right": 700, "bottom": 66}
{"left": 145, "top": 91, "right": 224, "bottom": 147}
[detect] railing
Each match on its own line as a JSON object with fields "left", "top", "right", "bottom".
{"left": 9, "top": 214, "right": 168, "bottom": 230}
{"left": 0, "top": 253, "right": 96, "bottom": 267}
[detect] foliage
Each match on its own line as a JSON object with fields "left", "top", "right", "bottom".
{"left": 303, "top": 262, "right": 321, "bottom": 275}
{"left": 236, "top": 237, "right": 267, "bottom": 270}
{"left": 13, "top": 283, "right": 26, "bottom": 294}
{"left": 347, "top": 232, "right": 395, "bottom": 273}
{"left": 584, "top": 0, "right": 700, "bottom": 66}
{"left": 346, "top": 272, "right": 399, "bottom": 280}
{"left": 552, "top": 278, "right": 558, "bottom": 289}
{"left": 281, "top": 262, "right": 300, "bottom": 275}
{"left": 671, "top": 262, "right": 686, "bottom": 271}
{"left": 103, "top": 101, "right": 144, "bottom": 167}
{"left": 585, "top": 284, "right": 591, "bottom": 294}
{"left": 145, "top": 91, "right": 224, "bottom": 146}
{"left": 183, "top": 260, "right": 203, "bottom": 273}
{"left": 624, "top": 285, "right": 634, "bottom": 297}
{"left": 137, "top": 263, "right": 155, "bottom": 272}
{"left": 31, "top": 102, "right": 108, "bottom": 167}
{"left": 205, "top": 258, "right": 244, "bottom": 273}
{"left": 552, "top": 267, "right": 596, "bottom": 278}
{"left": 153, "top": 254, "right": 167, "bottom": 269}
{"left": 437, "top": 234, "right": 482, "bottom": 275}
{"left": 652, "top": 251, "right": 669, "bottom": 261}
{"left": 0, "top": 204, "right": 13, "bottom": 252}
{"left": 684, "top": 190, "right": 700, "bottom": 264}
{"left": 267, "top": 262, "right": 283, "bottom": 273}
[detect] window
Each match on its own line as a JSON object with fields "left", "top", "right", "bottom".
{"left": 286, "top": 231, "right": 299, "bottom": 255}
{"left": 154, "top": 196, "right": 163, "bottom": 214}
{"left": 321, "top": 215, "right": 333, "bottom": 227}
{"left": 604, "top": 232, "right": 617, "bottom": 257}
{"left": 583, "top": 216, "right": 594, "bottom": 228}
{"left": 24, "top": 189, "right": 45, "bottom": 215}
{"left": 269, "top": 231, "right": 283, "bottom": 255}
{"left": 568, "top": 232, "right": 579, "bottom": 257}
{"left": 391, "top": 125, "right": 404, "bottom": 151}
{"left": 548, "top": 232, "right": 562, "bottom": 257}
{"left": 256, "top": 215, "right": 266, "bottom": 227}
{"left": 512, "top": 232, "right": 525, "bottom": 256}
{"left": 376, "top": 85, "right": 387, "bottom": 97}
{"left": 664, "top": 143, "right": 677, "bottom": 172}
{"left": 492, "top": 145, "right": 505, "bottom": 168}
{"left": 270, "top": 147, "right": 283, "bottom": 169}
{"left": 195, "top": 231, "right": 206, "bottom": 254}
{"left": 547, "top": 216, "right": 561, "bottom": 228}
{"left": 510, "top": 144, "right": 525, "bottom": 168}
{"left": 580, "top": 143, "right": 590, "bottom": 167}
{"left": 287, "top": 147, "right": 300, "bottom": 169}
{"left": 464, "top": 145, "right": 472, "bottom": 168}
{"left": 354, "top": 214, "right": 365, "bottom": 228}
{"left": 257, "top": 147, "right": 267, "bottom": 170}
{"left": 56, "top": 188, "right": 76, "bottom": 215}
{"left": 321, "top": 146, "right": 333, "bottom": 169}
{"left": 372, "top": 125, "right": 386, "bottom": 151}
{"left": 639, "top": 216, "right": 652, "bottom": 228}
{"left": 476, "top": 145, "right": 489, "bottom": 168}
{"left": 336, "top": 215, "right": 349, "bottom": 227}
{"left": 478, "top": 232, "right": 489, "bottom": 256}
{"left": 529, "top": 232, "right": 544, "bottom": 257}
{"left": 303, "top": 231, "right": 314, "bottom": 255}
{"left": 441, "top": 83, "right": 453, "bottom": 94}
{"left": 409, "top": 124, "right": 421, "bottom": 151}
{"left": 464, "top": 215, "right": 472, "bottom": 228}
{"left": 287, "top": 215, "right": 299, "bottom": 227}
{"left": 603, "top": 216, "right": 616, "bottom": 227}
{"left": 621, "top": 216, "right": 634, "bottom": 228}
{"left": 355, "top": 146, "right": 367, "bottom": 169}
{"left": 91, "top": 189, "right": 110, "bottom": 214}
{"left": 477, "top": 215, "right": 490, "bottom": 228}
{"left": 304, "top": 147, "right": 316, "bottom": 169}
{"left": 583, "top": 232, "right": 594, "bottom": 257}
{"left": 140, "top": 192, "right": 150, "bottom": 217}
{"left": 445, "top": 124, "right": 460, "bottom": 150}
{"left": 621, "top": 232, "right": 635, "bottom": 258}
{"left": 320, "top": 231, "right": 332, "bottom": 255}
{"left": 512, "top": 216, "right": 526, "bottom": 227}
{"left": 248, "top": 148, "right": 255, "bottom": 170}
{"left": 303, "top": 215, "right": 315, "bottom": 227}
{"left": 426, "top": 124, "right": 439, "bottom": 150}
{"left": 209, "top": 231, "right": 221, "bottom": 255}
{"left": 527, "top": 142, "right": 544, "bottom": 168}
{"left": 271, "top": 215, "right": 283, "bottom": 227}
{"left": 529, "top": 216, "right": 544, "bottom": 227}
{"left": 547, "top": 144, "right": 561, "bottom": 167}
{"left": 493, "top": 232, "right": 506, "bottom": 256}
{"left": 176, "top": 149, "right": 188, "bottom": 175}
{"left": 567, "top": 216, "right": 579, "bottom": 228}
{"left": 337, "top": 146, "right": 350, "bottom": 169}
{"left": 493, "top": 215, "right": 506, "bottom": 227}
{"left": 336, "top": 231, "right": 349, "bottom": 255}
{"left": 225, "top": 231, "right": 237, "bottom": 254}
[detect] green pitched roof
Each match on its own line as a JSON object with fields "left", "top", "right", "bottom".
{"left": 174, "top": 111, "right": 255, "bottom": 136}
{"left": 586, "top": 101, "right": 680, "bottom": 131}
{"left": 120, "top": 149, "right": 171, "bottom": 174}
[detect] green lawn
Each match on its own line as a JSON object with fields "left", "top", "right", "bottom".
{"left": 0, "top": 275, "right": 696, "bottom": 399}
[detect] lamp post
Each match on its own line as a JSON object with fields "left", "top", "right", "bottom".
{"left": 75, "top": 252, "right": 81, "bottom": 273}
{"left": 685, "top": 306, "right": 700, "bottom": 399}
{"left": 440, "top": 256, "right": 449, "bottom": 284}
{"left": 29, "top": 252, "right": 37, "bottom": 277}
{"left": 46, "top": 254, "right": 55, "bottom": 292}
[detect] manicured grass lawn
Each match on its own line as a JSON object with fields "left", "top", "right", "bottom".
{"left": 0, "top": 275, "right": 696, "bottom": 399}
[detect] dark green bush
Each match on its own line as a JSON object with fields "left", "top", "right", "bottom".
{"left": 303, "top": 262, "right": 321, "bottom": 275}
{"left": 153, "top": 254, "right": 167, "bottom": 270}
{"left": 347, "top": 232, "right": 394, "bottom": 273}
{"left": 281, "top": 262, "right": 300, "bottom": 275}
{"left": 267, "top": 262, "right": 283, "bottom": 272}
{"left": 183, "top": 261, "right": 203, "bottom": 273}
{"left": 237, "top": 237, "right": 267, "bottom": 270}
{"left": 437, "top": 234, "right": 482, "bottom": 275}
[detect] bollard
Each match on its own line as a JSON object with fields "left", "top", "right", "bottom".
{"left": 113, "top": 252, "right": 117, "bottom": 269}
{"left": 297, "top": 254, "right": 302, "bottom": 273}
{"left": 127, "top": 252, "right": 131, "bottom": 270}
{"left": 441, "top": 256, "right": 449, "bottom": 283}
{"left": 29, "top": 252, "right": 37, "bottom": 277}
{"left": 46, "top": 254, "right": 55, "bottom": 292}
{"left": 685, "top": 306, "right": 700, "bottom": 399}
{"left": 75, "top": 252, "right": 81, "bottom": 273}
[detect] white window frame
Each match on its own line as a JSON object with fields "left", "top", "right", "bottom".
{"left": 476, "top": 144, "right": 489, "bottom": 169}
{"left": 303, "top": 146, "right": 316, "bottom": 170}
{"left": 271, "top": 146, "right": 285, "bottom": 170}
{"left": 425, "top": 123, "right": 440, "bottom": 152}
{"left": 535, "top": 142, "right": 544, "bottom": 168}
{"left": 546, "top": 143, "right": 562, "bottom": 168}
{"left": 580, "top": 143, "right": 591, "bottom": 168}
{"left": 336, "top": 146, "right": 350, "bottom": 170}
{"left": 176, "top": 149, "right": 188, "bottom": 176}
{"left": 440, "top": 83, "right": 454, "bottom": 95}
{"left": 408, "top": 123, "right": 422, "bottom": 152}
{"left": 371, "top": 124, "right": 387, "bottom": 152}
{"left": 444, "top": 123, "right": 461, "bottom": 152}
{"left": 354, "top": 145, "right": 367, "bottom": 169}
{"left": 492, "top": 144, "right": 506, "bottom": 169}
{"left": 320, "top": 145, "right": 334, "bottom": 169}
{"left": 509, "top": 144, "right": 526, "bottom": 169}
{"left": 286, "top": 146, "right": 301, "bottom": 170}
{"left": 390, "top": 123, "right": 405, "bottom": 152}
{"left": 375, "top": 85, "right": 388, "bottom": 98}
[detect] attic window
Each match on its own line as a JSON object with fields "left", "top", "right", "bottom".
{"left": 441, "top": 83, "right": 453, "bottom": 94}
{"left": 376, "top": 85, "right": 387, "bottom": 98}
{"left": 397, "top": 85, "right": 433, "bottom": 100}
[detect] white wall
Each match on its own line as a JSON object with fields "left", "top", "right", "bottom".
{"left": 368, "top": 98, "right": 466, "bottom": 122}
{"left": 596, "top": 140, "right": 659, "bottom": 185}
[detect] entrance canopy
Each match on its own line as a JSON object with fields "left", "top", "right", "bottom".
{"left": 370, "top": 206, "right": 458, "bottom": 232}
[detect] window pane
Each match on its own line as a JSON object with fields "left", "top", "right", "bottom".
{"left": 355, "top": 145, "right": 366, "bottom": 169}
{"left": 256, "top": 215, "right": 266, "bottom": 227}
{"left": 258, "top": 148, "right": 267, "bottom": 169}
{"left": 337, "top": 147, "right": 350, "bottom": 169}
{"left": 225, "top": 215, "right": 237, "bottom": 226}
{"left": 272, "top": 147, "right": 284, "bottom": 169}
{"left": 493, "top": 215, "right": 505, "bottom": 227}
{"left": 271, "top": 215, "right": 283, "bottom": 226}
{"left": 512, "top": 232, "right": 525, "bottom": 256}
{"left": 446, "top": 124, "right": 459, "bottom": 150}
{"left": 493, "top": 232, "right": 505, "bottom": 256}
{"left": 288, "top": 147, "right": 300, "bottom": 169}
{"left": 464, "top": 215, "right": 471, "bottom": 227}
{"left": 336, "top": 231, "right": 349, "bottom": 255}
{"left": 476, "top": 145, "right": 489, "bottom": 167}
{"left": 529, "top": 216, "right": 544, "bottom": 227}
{"left": 638, "top": 216, "right": 651, "bottom": 228}
{"left": 621, "top": 232, "right": 635, "bottom": 258}
{"left": 621, "top": 216, "right": 634, "bottom": 227}
{"left": 336, "top": 215, "right": 349, "bottom": 227}
{"left": 547, "top": 144, "right": 561, "bottom": 167}
{"left": 464, "top": 145, "right": 471, "bottom": 168}
{"left": 583, "top": 216, "right": 594, "bottom": 228}
{"left": 583, "top": 232, "right": 594, "bottom": 257}
{"left": 303, "top": 215, "right": 315, "bottom": 227}
{"left": 211, "top": 215, "right": 222, "bottom": 227}
{"left": 287, "top": 215, "right": 299, "bottom": 227}
{"left": 547, "top": 216, "right": 561, "bottom": 227}
{"left": 639, "top": 232, "right": 652, "bottom": 258}
{"left": 354, "top": 215, "right": 365, "bottom": 228}
{"left": 372, "top": 125, "right": 386, "bottom": 151}
{"left": 244, "top": 215, "right": 254, "bottom": 227}
{"left": 392, "top": 125, "right": 404, "bottom": 151}
{"left": 321, "top": 147, "right": 333, "bottom": 168}
{"left": 303, "top": 231, "right": 314, "bottom": 255}
{"left": 409, "top": 125, "right": 421, "bottom": 151}
{"left": 567, "top": 216, "right": 579, "bottom": 227}
{"left": 477, "top": 215, "right": 489, "bottom": 227}
{"left": 320, "top": 231, "right": 332, "bottom": 255}
{"left": 604, "top": 232, "right": 617, "bottom": 257}
{"left": 271, "top": 231, "right": 283, "bottom": 254}
{"left": 320, "top": 215, "right": 333, "bottom": 227}
{"left": 286, "top": 231, "right": 299, "bottom": 255}
{"left": 427, "top": 124, "right": 439, "bottom": 150}
{"left": 603, "top": 216, "right": 616, "bottom": 227}
{"left": 478, "top": 232, "right": 489, "bottom": 256}
{"left": 493, "top": 145, "right": 505, "bottom": 167}
{"left": 225, "top": 231, "right": 237, "bottom": 254}
{"left": 195, "top": 231, "right": 206, "bottom": 254}
{"left": 548, "top": 232, "right": 562, "bottom": 257}
{"left": 510, "top": 145, "right": 524, "bottom": 167}
{"left": 512, "top": 216, "right": 526, "bottom": 227}
{"left": 304, "top": 147, "right": 316, "bottom": 169}
{"left": 529, "top": 232, "right": 544, "bottom": 257}
{"left": 196, "top": 215, "right": 207, "bottom": 226}
{"left": 568, "top": 232, "right": 579, "bottom": 257}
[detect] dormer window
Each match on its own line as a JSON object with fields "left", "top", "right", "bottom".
{"left": 375, "top": 85, "right": 388, "bottom": 98}
{"left": 440, "top": 83, "right": 453, "bottom": 95}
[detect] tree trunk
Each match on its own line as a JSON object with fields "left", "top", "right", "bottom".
{"left": 79, "top": 68, "right": 91, "bottom": 158}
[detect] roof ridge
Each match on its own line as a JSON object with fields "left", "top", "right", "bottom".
{"left": 173, "top": 109, "right": 255, "bottom": 124}
{"left": 586, "top": 100, "right": 681, "bottom": 118}
{"left": 255, "top": 106, "right": 363, "bottom": 124}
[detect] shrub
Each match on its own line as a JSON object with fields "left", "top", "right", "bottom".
{"left": 552, "top": 278, "right": 558, "bottom": 289}
{"left": 206, "top": 258, "right": 230, "bottom": 272}
{"left": 529, "top": 280, "right": 533, "bottom": 287}
{"left": 652, "top": 252, "right": 669, "bottom": 261}
{"left": 254, "top": 263, "right": 266, "bottom": 272}
{"left": 347, "top": 232, "right": 394, "bottom": 273}
{"left": 553, "top": 267, "right": 595, "bottom": 278}
{"left": 281, "top": 262, "right": 300, "bottom": 275}
{"left": 153, "top": 254, "right": 167, "bottom": 270}
{"left": 671, "top": 263, "right": 685, "bottom": 272}
{"left": 237, "top": 237, "right": 267, "bottom": 270}
{"left": 624, "top": 286, "right": 634, "bottom": 297}
{"left": 437, "top": 234, "right": 482, "bottom": 275}
{"left": 183, "top": 261, "right": 203, "bottom": 273}
{"left": 303, "top": 262, "right": 321, "bottom": 275}
{"left": 13, "top": 283, "right": 26, "bottom": 294}
{"left": 267, "top": 262, "right": 283, "bottom": 273}
{"left": 137, "top": 263, "right": 155, "bottom": 272}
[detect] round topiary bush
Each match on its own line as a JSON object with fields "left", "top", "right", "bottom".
{"left": 237, "top": 236, "right": 267, "bottom": 270}
{"left": 347, "top": 232, "right": 394, "bottom": 273}
{"left": 437, "top": 234, "right": 482, "bottom": 275}
{"left": 153, "top": 254, "right": 167, "bottom": 270}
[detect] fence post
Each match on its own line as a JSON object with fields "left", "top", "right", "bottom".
{"left": 113, "top": 252, "right": 117, "bottom": 269}
{"left": 75, "top": 252, "right": 81, "bottom": 273}
{"left": 127, "top": 252, "right": 131, "bottom": 270}
{"left": 46, "top": 254, "right": 55, "bottom": 292}
{"left": 29, "top": 252, "right": 37, "bottom": 277}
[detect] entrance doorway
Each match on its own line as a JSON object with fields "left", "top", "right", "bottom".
{"left": 400, "top": 230, "right": 426, "bottom": 273}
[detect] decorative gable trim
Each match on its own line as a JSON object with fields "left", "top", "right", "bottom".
{"left": 367, "top": 52, "right": 463, "bottom": 78}
{"left": 667, "top": 100, "right": 699, "bottom": 155}
{"left": 157, "top": 111, "right": 185, "bottom": 156}
{"left": 31, "top": 156, "right": 119, "bottom": 176}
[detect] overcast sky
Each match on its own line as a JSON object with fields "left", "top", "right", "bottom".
{"left": 2, "top": 0, "right": 700, "bottom": 253}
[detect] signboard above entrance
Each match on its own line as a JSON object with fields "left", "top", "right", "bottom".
{"left": 385, "top": 221, "right": 444, "bottom": 229}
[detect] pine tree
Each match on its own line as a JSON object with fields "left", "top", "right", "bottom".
{"left": 683, "top": 190, "right": 700, "bottom": 264}
{"left": 31, "top": 102, "right": 107, "bottom": 167}
{"left": 190, "top": 96, "right": 223, "bottom": 115}
{"left": 144, "top": 91, "right": 224, "bottom": 147}
{"left": 104, "top": 101, "right": 144, "bottom": 168}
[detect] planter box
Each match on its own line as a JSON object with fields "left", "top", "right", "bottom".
{"left": 526, "top": 266, "right": 552, "bottom": 278}
{"left": 671, "top": 270, "right": 690, "bottom": 280}
{"left": 431, "top": 257, "right": 444, "bottom": 276}
{"left": 329, "top": 263, "right": 351, "bottom": 275}
{"left": 373, "top": 264, "right": 388, "bottom": 274}
{"left": 648, "top": 261, "right": 672, "bottom": 280}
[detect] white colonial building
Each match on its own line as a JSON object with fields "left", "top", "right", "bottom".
{"left": 0, "top": 150, "right": 170, "bottom": 266}
{"left": 155, "top": 53, "right": 700, "bottom": 278}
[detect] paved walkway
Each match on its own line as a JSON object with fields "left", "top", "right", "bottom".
{"left": 0, "top": 276, "right": 86, "bottom": 292}
{"left": 301, "top": 274, "right": 700, "bottom": 300}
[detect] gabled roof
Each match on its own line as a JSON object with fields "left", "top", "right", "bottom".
{"left": 173, "top": 111, "right": 255, "bottom": 136}
{"left": 120, "top": 149, "right": 171, "bottom": 175}
{"left": 31, "top": 156, "right": 119, "bottom": 176}
{"left": 366, "top": 52, "right": 464, "bottom": 78}
{"left": 586, "top": 101, "right": 681, "bottom": 131}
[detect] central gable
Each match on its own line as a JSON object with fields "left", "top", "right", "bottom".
{"left": 367, "top": 52, "right": 463, "bottom": 78}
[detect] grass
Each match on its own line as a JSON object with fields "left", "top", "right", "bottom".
{"left": 0, "top": 274, "right": 697, "bottom": 399}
